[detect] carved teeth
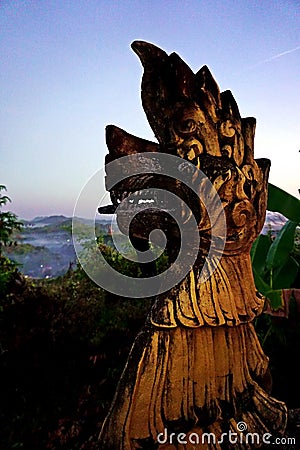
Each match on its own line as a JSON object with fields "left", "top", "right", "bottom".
{"left": 118, "top": 189, "right": 159, "bottom": 206}
{"left": 121, "top": 191, "right": 129, "bottom": 201}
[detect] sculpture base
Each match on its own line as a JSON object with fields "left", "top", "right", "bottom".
{"left": 99, "top": 322, "right": 287, "bottom": 449}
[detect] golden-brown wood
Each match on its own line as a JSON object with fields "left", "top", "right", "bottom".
{"left": 98, "top": 41, "right": 287, "bottom": 449}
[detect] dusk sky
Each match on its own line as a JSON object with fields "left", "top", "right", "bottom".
{"left": 1, "top": 0, "right": 299, "bottom": 220}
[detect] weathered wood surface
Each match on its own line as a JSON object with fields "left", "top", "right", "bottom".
{"left": 98, "top": 41, "right": 288, "bottom": 449}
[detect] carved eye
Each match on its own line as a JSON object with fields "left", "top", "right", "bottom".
{"left": 176, "top": 119, "right": 197, "bottom": 134}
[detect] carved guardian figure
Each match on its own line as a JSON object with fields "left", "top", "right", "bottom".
{"left": 98, "top": 41, "right": 287, "bottom": 449}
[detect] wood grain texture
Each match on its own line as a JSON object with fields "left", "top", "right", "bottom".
{"left": 98, "top": 41, "right": 287, "bottom": 449}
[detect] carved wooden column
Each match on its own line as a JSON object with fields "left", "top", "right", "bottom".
{"left": 98, "top": 41, "right": 287, "bottom": 449}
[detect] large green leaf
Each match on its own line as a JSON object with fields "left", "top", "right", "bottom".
{"left": 251, "top": 184, "right": 300, "bottom": 309}
{"left": 272, "top": 255, "right": 299, "bottom": 290}
{"left": 252, "top": 267, "right": 283, "bottom": 309}
{"left": 251, "top": 234, "right": 272, "bottom": 275}
{"left": 266, "top": 220, "right": 297, "bottom": 271}
{"left": 267, "top": 183, "right": 300, "bottom": 222}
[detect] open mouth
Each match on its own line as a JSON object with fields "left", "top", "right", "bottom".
{"left": 98, "top": 154, "right": 233, "bottom": 228}
{"left": 97, "top": 153, "right": 250, "bottom": 249}
{"left": 113, "top": 188, "right": 178, "bottom": 216}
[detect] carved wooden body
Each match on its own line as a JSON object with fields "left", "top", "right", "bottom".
{"left": 98, "top": 41, "right": 287, "bottom": 449}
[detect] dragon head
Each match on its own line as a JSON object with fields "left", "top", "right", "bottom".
{"left": 100, "top": 41, "right": 270, "bottom": 256}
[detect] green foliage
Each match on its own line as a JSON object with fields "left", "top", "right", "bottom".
{"left": 251, "top": 184, "right": 300, "bottom": 309}
{"left": 1, "top": 182, "right": 300, "bottom": 448}
{"left": 0, "top": 260, "right": 153, "bottom": 449}
{"left": 0, "top": 185, "right": 23, "bottom": 254}
{"left": 0, "top": 186, "right": 23, "bottom": 296}
{"left": 294, "top": 227, "right": 300, "bottom": 263}
{"left": 268, "top": 183, "right": 300, "bottom": 223}
{"left": 251, "top": 221, "right": 299, "bottom": 309}
{"left": 254, "top": 295, "right": 300, "bottom": 407}
{"left": 77, "top": 231, "right": 169, "bottom": 281}
{"left": 265, "top": 221, "right": 297, "bottom": 272}
{"left": 0, "top": 254, "right": 18, "bottom": 297}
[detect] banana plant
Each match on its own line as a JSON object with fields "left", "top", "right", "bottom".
{"left": 250, "top": 183, "right": 300, "bottom": 310}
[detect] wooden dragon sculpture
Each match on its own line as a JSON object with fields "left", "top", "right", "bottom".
{"left": 98, "top": 41, "right": 287, "bottom": 449}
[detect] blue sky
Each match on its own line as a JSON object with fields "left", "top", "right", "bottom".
{"left": 1, "top": 0, "right": 299, "bottom": 219}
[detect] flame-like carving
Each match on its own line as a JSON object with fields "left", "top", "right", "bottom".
{"left": 98, "top": 41, "right": 287, "bottom": 449}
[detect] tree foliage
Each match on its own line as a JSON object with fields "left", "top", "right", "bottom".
{"left": 0, "top": 185, "right": 23, "bottom": 254}
{"left": 0, "top": 182, "right": 299, "bottom": 448}
{"left": 251, "top": 184, "right": 300, "bottom": 310}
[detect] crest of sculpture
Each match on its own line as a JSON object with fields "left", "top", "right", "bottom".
{"left": 98, "top": 41, "right": 288, "bottom": 449}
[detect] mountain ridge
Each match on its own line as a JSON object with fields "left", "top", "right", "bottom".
{"left": 5, "top": 211, "right": 290, "bottom": 279}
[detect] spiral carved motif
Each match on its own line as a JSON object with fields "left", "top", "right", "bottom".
{"left": 97, "top": 41, "right": 288, "bottom": 449}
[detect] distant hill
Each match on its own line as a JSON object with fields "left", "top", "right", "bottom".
{"left": 4, "top": 211, "right": 290, "bottom": 279}
{"left": 23, "top": 214, "right": 114, "bottom": 227}
{"left": 23, "top": 215, "right": 70, "bottom": 227}
{"left": 5, "top": 215, "right": 115, "bottom": 279}
{"left": 262, "top": 211, "right": 288, "bottom": 234}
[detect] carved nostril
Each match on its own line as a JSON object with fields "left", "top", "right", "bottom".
{"left": 166, "top": 127, "right": 182, "bottom": 145}
{"left": 169, "top": 135, "right": 181, "bottom": 145}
